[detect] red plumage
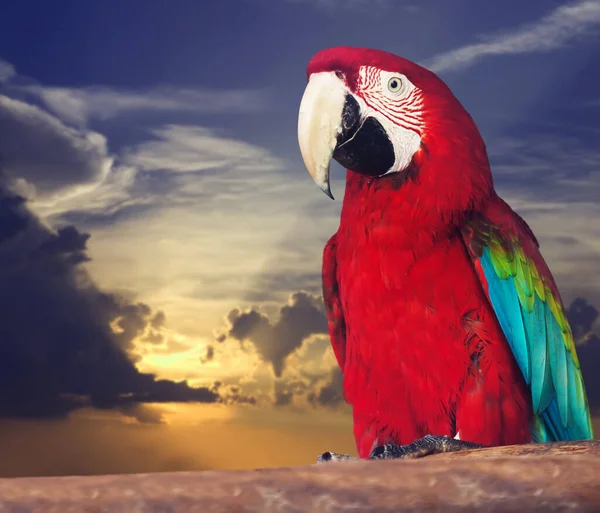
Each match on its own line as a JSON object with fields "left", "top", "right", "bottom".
{"left": 315, "top": 47, "right": 534, "bottom": 458}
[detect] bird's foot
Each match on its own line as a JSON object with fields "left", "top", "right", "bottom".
{"left": 316, "top": 451, "right": 359, "bottom": 463}
{"left": 369, "top": 434, "right": 484, "bottom": 460}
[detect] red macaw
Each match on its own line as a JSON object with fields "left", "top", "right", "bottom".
{"left": 297, "top": 47, "right": 594, "bottom": 461}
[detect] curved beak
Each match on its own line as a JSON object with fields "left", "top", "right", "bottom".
{"left": 297, "top": 72, "right": 348, "bottom": 200}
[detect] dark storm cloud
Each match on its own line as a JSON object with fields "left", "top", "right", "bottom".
{"left": 126, "top": 376, "right": 219, "bottom": 404}
{"left": 111, "top": 302, "right": 151, "bottom": 352}
{"left": 244, "top": 272, "right": 322, "bottom": 303}
{"left": 308, "top": 367, "right": 344, "bottom": 409}
{"left": 142, "top": 310, "right": 167, "bottom": 345}
{"left": 274, "top": 388, "right": 293, "bottom": 407}
{"left": 221, "top": 292, "right": 328, "bottom": 377}
{"left": 36, "top": 225, "right": 90, "bottom": 262}
{"left": 568, "top": 297, "right": 600, "bottom": 411}
{"left": 274, "top": 378, "right": 310, "bottom": 407}
{"left": 117, "top": 403, "right": 165, "bottom": 424}
{"left": 0, "top": 194, "right": 29, "bottom": 240}
{"left": 200, "top": 345, "right": 215, "bottom": 364}
{"left": 212, "top": 382, "right": 256, "bottom": 406}
{"left": 143, "top": 330, "right": 164, "bottom": 345}
{"left": 0, "top": 95, "right": 109, "bottom": 195}
{"left": 151, "top": 310, "right": 166, "bottom": 329}
{"left": 567, "top": 297, "right": 600, "bottom": 345}
{"left": 0, "top": 184, "right": 222, "bottom": 418}
{"left": 270, "top": 365, "right": 345, "bottom": 410}
{"left": 577, "top": 344, "right": 600, "bottom": 414}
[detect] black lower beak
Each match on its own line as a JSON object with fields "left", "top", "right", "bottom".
{"left": 333, "top": 95, "right": 395, "bottom": 177}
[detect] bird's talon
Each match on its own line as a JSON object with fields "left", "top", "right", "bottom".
{"left": 318, "top": 451, "right": 333, "bottom": 462}
{"left": 370, "top": 445, "right": 386, "bottom": 458}
{"left": 316, "top": 451, "right": 358, "bottom": 463}
{"left": 368, "top": 434, "right": 484, "bottom": 460}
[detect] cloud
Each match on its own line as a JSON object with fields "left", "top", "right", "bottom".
{"left": 273, "top": 381, "right": 295, "bottom": 406}
{"left": 244, "top": 271, "right": 323, "bottom": 303}
{"left": 568, "top": 297, "right": 600, "bottom": 345}
{"left": 0, "top": 93, "right": 281, "bottom": 228}
{"left": 116, "top": 403, "right": 166, "bottom": 424}
{"left": 0, "top": 58, "right": 274, "bottom": 222}
{"left": 30, "top": 164, "right": 138, "bottom": 221}
{"left": 217, "top": 384, "right": 257, "bottom": 406}
{"left": 0, "top": 63, "right": 320, "bottom": 366}
{"left": 0, "top": 59, "right": 15, "bottom": 82}
{"left": 123, "top": 124, "right": 284, "bottom": 174}
{"left": 481, "top": 127, "right": 600, "bottom": 307}
{"left": 308, "top": 367, "right": 344, "bottom": 408}
{"left": 219, "top": 292, "right": 328, "bottom": 377}
{"left": 271, "top": 331, "right": 345, "bottom": 409}
{"left": 489, "top": 133, "right": 599, "bottom": 202}
{"left": 0, "top": 94, "right": 112, "bottom": 198}
{"left": 31, "top": 122, "right": 289, "bottom": 224}
{"left": 200, "top": 345, "right": 215, "bottom": 363}
{"left": 0, "top": 184, "right": 233, "bottom": 418}
{"left": 0, "top": 57, "right": 267, "bottom": 125}
{"left": 427, "top": 0, "right": 600, "bottom": 73}
{"left": 207, "top": 293, "right": 347, "bottom": 411}
{"left": 35, "top": 225, "right": 91, "bottom": 266}
{"left": 0, "top": 55, "right": 324, "bottom": 362}
{"left": 576, "top": 339, "right": 600, "bottom": 413}
{"left": 35, "top": 120, "right": 321, "bottom": 346}
{"left": 22, "top": 85, "right": 268, "bottom": 126}
{"left": 111, "top": 302, "right": 167, "bottom": 353}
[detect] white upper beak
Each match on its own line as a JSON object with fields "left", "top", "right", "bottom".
{"left": 297, "top": 72, "right": 348, "bottom": 199}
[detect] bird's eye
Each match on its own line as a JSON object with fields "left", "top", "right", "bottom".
{"left": 387, "top": 76, "right": 403, "bottom": 94}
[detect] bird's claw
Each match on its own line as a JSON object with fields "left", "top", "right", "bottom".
{"left": 369, "top": 434, "right": 484, "bottom": 460}
{"left": 316, "top": 451, "right": 359, "bottom": 463}
{"left": 317, "top": 435, "right": 483, "bottom": 463}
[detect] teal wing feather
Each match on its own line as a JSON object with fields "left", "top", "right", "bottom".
{"left": 462, "top": 207, "right": 593, "bottom": 442}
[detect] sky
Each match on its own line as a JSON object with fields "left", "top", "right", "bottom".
{"left": 0, "top": 0, "right": 599, "bottom": 477}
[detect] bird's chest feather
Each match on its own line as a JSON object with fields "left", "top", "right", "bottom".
{"left": 335, "top": 216, "right": 482, "bottom": 419}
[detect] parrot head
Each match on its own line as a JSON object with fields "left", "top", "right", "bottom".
{"left": 298, "top": 46, "right": 492, "bottom": 203}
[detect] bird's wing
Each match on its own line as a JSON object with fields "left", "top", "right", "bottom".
{"left": 461, "top": 197, "right": 593, "bottom": 441}
{"left": 322, "top": 233, "right": 347, "bottom": 371}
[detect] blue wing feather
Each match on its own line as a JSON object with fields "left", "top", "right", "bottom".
{"left": 527, "top": 296, "right": 553, "bottom": 413}
{"left": 479, "top": 249, "right": 530, "bottom": 384}
{"left": 545, "top": 301, "right": 569, "bottom": 427}
{"left": 465, "top": 233, "right": 593, "bottom": 442}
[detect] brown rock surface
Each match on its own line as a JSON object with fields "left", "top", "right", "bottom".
{"left": 0, "top": 441, "right": 599, "bottom": 512}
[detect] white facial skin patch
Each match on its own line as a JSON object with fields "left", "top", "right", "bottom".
{"left": 354, "top": 66, "right": 424, "bottom": 176}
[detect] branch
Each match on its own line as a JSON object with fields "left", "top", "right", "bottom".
{"left": 0, "top": 441, "right": 599, "bottom": 512}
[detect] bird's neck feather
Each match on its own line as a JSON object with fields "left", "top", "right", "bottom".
{"left": 339, "top": 145, "right": 493, "bottom": 252}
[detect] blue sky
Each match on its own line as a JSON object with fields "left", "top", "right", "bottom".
{"left": 0, "top": 0, "right": 599, "bottom": 476}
